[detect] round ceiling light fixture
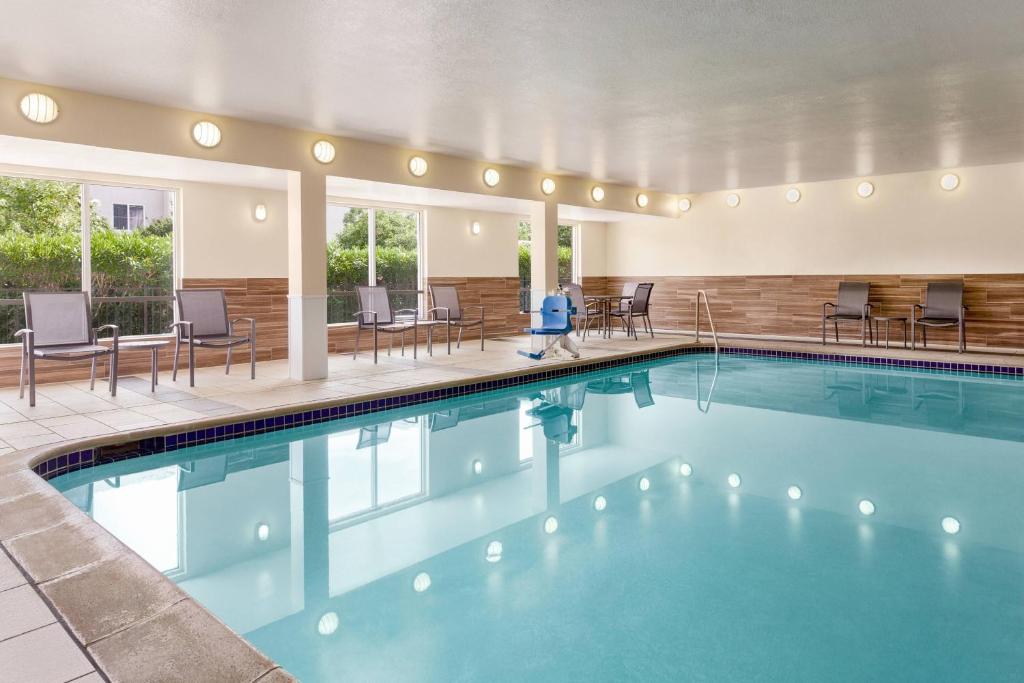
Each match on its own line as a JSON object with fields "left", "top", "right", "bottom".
{"left": 678, "top": 197, "right": 692, "bottom": 212}
{"left": 483, "top": 168, "right": 500, "bottom": 187}
{"left": 413, "top": 572, "right": 432, "bottom": 592}
{"left": 408, "top": 155, "right": 428, "bottom": 177}
{"left": 727, "top": 473, "right": 742, "bottom": 488}
{"left": 541, "top": 177, "right": 556, "bottom": 195}
{"left": 787, "top": 485, "right": 803, "bottom": 501}
{"left": 785, "top": 187, "right": 802, "bottom": 204}
{"left": 941, "top": 516, "right": 961, "bottom": 535}
{"left": 591, "top": 185, "right": 605, "bottom": 202}
{"left": 726, "top": 193, "right": 741, "bottom": 208}
{"left": 312, "top": 140, "right": 336, "bottom": 164}
{"left": 19, "top": 93, "right": 59, "bottom": 124}
{"left": 940, "top": 173, "right": 960, "bottom": 191}
{"left": 192, "top": 120, "right": 222, "bottom": 148}
{"left": 636, "top": 193, "right": 649, "bottom": 208}
{"left": 858, "top": 499, "right": 876, "bottom": 516}
{"left": 857, "top": 181, "right": 875, "bottom": 198}
{"left": 317, "top": 612, "right": 339, "bottom": 636}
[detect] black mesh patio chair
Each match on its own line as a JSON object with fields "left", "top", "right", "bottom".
{"left": 354, "top": 285, "right": 443, "bottom": 363}
{"left": 912, "top": 282, "right": 967, "bottom": 352}
{"left": 171, "top": 289, "right": 255, "bottom": 387}
{"left": 563, "top": 283, "right": 600, "bottom": 339}
{"left": 16, "top": 291, "right": 120, "bottom": 407}
{"left": 428, "top": 284, "right": 484, "bottom": 350}
{"left": 609, "top": 282, "right": 654, "bottom": 339}
{"left": 822, "top": 282, "right": 873, "bottom": 346}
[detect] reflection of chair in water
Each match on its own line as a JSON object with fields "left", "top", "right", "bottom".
{"left": 178, "top": 455, "right": 228, "bottom": 491}
{"left": 525, "top": 402, "right": 577, "bottom": 445}
{"left": 630, "top": 370, "right": 654, "bottom": 408}
{"left": 586, "top": 376, "right": 632, "bottom": 395}
{"left": 823, "top": 369, "right": 870, "bottom": 417}
{"left": 357, "top": 422, "right": 392, "bottom": 448}
{"left": 911, "top": 377, "right": 966, "bottom": 415}
{"left": 429, "top": 409, "right": 461, "bottom": 432}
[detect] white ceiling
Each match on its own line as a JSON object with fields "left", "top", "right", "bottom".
{"left": 3, "top": 1, "right": 1024, "bottom": 192}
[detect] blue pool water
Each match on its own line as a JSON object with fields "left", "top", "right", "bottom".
{"left": 53, "top": 355, "right": 1024, "bottom": 681}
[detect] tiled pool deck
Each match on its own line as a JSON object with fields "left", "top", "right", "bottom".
{"left": 1, "top": 333, "right": 1023, "bottom": 681}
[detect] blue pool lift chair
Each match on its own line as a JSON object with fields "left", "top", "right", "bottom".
{"left": 518, "top": 294, "right": 581, "bottom": 361}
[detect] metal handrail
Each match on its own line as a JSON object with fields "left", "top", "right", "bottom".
{"left": 695, "top": 289, "right": 719, "bottom": 355}
{"left": 695, "top": 356, "right": 719, "bottom": 413}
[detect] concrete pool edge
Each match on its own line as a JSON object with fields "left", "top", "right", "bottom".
{"left": 3, "top": 338, "right": 1023, "bottom": 682}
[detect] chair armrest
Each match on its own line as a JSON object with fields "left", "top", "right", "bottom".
{"left": 352, "top": 310, "right": 378, "bottom": 326}
{"left": 823, "top": 302, "right": 835, "bottom": 315}
{"left": 14, "top": 328, "right": 34, "bottom": 355}
{"left": 94, "top": 324, "right": 120, "bottom": 349}
{"left": 425, "top": 306, "right": 449, "bottom": 321}
{"left": 170, "top": 320, "right": 193, "bottom": 340}
{"left": 864, "top": 303, "right": 873, "bottom": 317}
{"left": 462, "top": 305, "right": 484, "bottom": 321}
{"left": 230, "top": 317, "right": 256, "bottom": 339}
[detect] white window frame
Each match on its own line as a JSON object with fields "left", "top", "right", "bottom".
{"left": 325, "top": 199, "right": 425, "bottom": 326}
{"left": 0, "top": 170, "right": 181, "bottom": 346}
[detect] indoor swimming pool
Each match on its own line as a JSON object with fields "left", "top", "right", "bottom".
{"left": 52, "top": 354, "right": 1024, "bottom": 681}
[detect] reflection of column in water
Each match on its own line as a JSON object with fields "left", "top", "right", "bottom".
{"left": 289, "top": 436, "right": 330, "bottom": 614}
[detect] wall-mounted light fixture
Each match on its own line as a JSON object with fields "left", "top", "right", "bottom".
{"left": 483, "top": 168, "right": 500, "bottom": 187}
{"left": 678, "top": 198, "right": 692, "bottom": 212}
{"left": 470, "top": 221, "right": 481, "bottom": 236}
{"left": 192, "top": 120, "right": 222, "bottom": 148}
{"left": 940, "top": 173, "right": 960, "bottom": 191}
{"left": 312, "top": 140, "right": 336, "bottom": 164}
{"left": 541, "top": 177, "right": 556, "bottom": 195}
{"left": 785, "top": 187, "right": 801, "bottom": 204}
{"left": 726, "top": 193, "right": 741, "bottom": 208}
{"left": 19, "top": 93, "right": 59, "bottom": 124}
{"left": 591, "top": 185, "right": 605, "bottom": 202}
{"left": 408, "top": 155, "right": 428, "bottom": 177}
{"left": 254, "top": 204, "right": 268, "bottom": 222}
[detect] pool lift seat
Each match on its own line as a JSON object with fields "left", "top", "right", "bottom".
{"left": 518, "top": 294, "right": 580, "bottom": 361}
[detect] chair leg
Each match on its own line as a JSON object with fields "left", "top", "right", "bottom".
{"left": 822, "top": 314, "right": 826, "bottom": 345}
{"left": 959, "top": 320, "right": 965, "bottom": 353}
{"left": 18, "top": 348, "right": 25, "bottom": 399}
{"left": 226, "top": 346, "right": 232, "bottom": 375}
{"left": 373, "top": 325, "right": 379, "bottom": 364}
{"left": 480, "top": 322, "right": 484, "bottom": 351}
{"left": 861, "top": 317, "right": 866, "bottom": 347}
{"left": 457, "top": 326, "right": 463, "bottom": 349}
{"left": 353, "top": 326, "right": 361, "bottom": 360}
{"left": 250, "top": 339, "right": 256, "bottom": 379}
{"left": 400, "top": 330, "right": 405, "bottom": 357}
{"left": 27, "top": 352, "right": 36, "bottom": 407}
{"left": 188, "top": 339, "right": 195, "bottom": 387}
{"left": 922, "top": 326, "right": 927, "bottom": 348}
{"left": 90, "top": 357, "right": 97, "bottom": 391}
{"left": 646, "top": 314, "right": 654, "bottom": 338}
{"left": 172, "top": 337, "right": 181, "bottom": 381}
{"left": 834, "top": 321, "right": 839, "bottom": 343}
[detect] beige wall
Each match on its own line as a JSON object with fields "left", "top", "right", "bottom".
{"left": 579, "top": 221, "right": 607, "bottom": 276}
{"left": 181, "top": 181, "right": 288, "bottom": 278}
{"left": 607, "top": 161, "right": 1024, "bottom": 276}
{"left": 424, "top": 206, "right": 519, "bottom": 278}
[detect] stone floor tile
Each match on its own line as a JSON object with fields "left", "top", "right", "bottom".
{"left": 0, "top": 623, "right": 93, "bottom": 683}
{"left": 0, "top": 584, "right": 57, "bottom": 642}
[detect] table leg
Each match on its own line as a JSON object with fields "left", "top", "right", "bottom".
{"left": 902, "top": 320, "right": 908, "bottom": 348}
{"left": 151, "top": 347, "right": 158, "bottom": 392}
{"left": 885, "top": 320, "right": 890, "bottom": 349}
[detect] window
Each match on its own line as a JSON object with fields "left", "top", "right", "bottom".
{"left": 517, "top": 220, "right": 579, "bottom": 312}
{"left": 326, "top": 204, "right": 422, "bottom": 324}
{"left": 112, "top": 203, "right": 145, "bottom": 230}
{"left": 327, "top": 417, "right": 426, "bottom": 523}
{"left": 0, "top": 175, "right": 176, "bottom": 344}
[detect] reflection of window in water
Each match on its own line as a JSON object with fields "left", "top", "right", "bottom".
{"left": 519, "top": 399, "right": 582, "bottom": 462}
{"left": 328, "top": 417, "right": 425, "bottom": 522}
{"left": 92, "top": 467, "right": 180, "bottom": 573}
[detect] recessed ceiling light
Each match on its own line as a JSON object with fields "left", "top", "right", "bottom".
{"left": 483, "top": 168, "right": 500, "bottom": 187}
{"left": 727, "top": 473, "right": 741, "bottom": 488}
{"left": 591, "top": 186, "right": 605, "bottom": 202}
{"left": 679, "top": 462, "right": 692, "bottom": 477}
{"left": 485, "top": 540, "right": 503, "bottom": 563}
{"left": 593, "top": 495, "right": 607, "bottom": 511}
{"left": 543, "top": 516, "right": 559, "bottom": 534}
{"left": 638, "top": 476, "right": 651, "bottom": 492}
{"left": 636, "top": 193, "right": 649, "bottom": 208}
{"left": 254, "top": 204, "right": 267, "bottom": 222}
{"left": 857, "top": 181, "right": 874, "bottom": 198}
{"left": 678, "top": 198, "right": 692, "bottom": 212}
{"left": 541, "top": 177, "right": 556, "bottom": 195}
{"left": 785, "top": 187, "right": 801, "bottom": 203}
{"left": 317, "top": 612, "right": 339, "bottom": 636}
{"left": 940, "top": 173, "right": 960, "bottom": 191}
{"left": 192, "top": 120, "right": 221, "bottom": 148}
{"left": 312, "top": 140, "right": 336, "bottom": 164}
{"left": 19, "top": 93, "right": 59, "bottom": 124}
{"left": 787, "top": 485, "right": 803, "bottom": 500}
{"left": 858, "top": 499, "right": 876, "bottom": 516}
{"left": 409, "top": 155, "right": 428, "bottom": 177}
{"left": 413, "top": 572, "right": 432, "bottom": 592}
{"left": 941, "top": 516, "right": 961, "bottom": 535}
{"left": 726, "top": 193, "right": 741, "bottom": 208}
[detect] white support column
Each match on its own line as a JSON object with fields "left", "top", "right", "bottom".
{"left": 287, "top": 170, "right": 328, "bottom": 380}
{"left": 528, "top": 199, "right": 559, "bottom": 312}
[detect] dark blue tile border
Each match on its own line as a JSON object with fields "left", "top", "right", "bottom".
{"left": 33, "top": 344, "right": 1023, "bottom": 481}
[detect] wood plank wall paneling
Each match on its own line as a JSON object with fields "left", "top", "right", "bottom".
{"left": 424, "top": 277, "right": 530, "bottom": 340}
{"left": 597, "top": 274, "right": 1024, "bottom": 349}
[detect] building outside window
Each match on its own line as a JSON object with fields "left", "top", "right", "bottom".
{"left": 0, "top": 174, "right": 176, "bottom": 343}
{"left": 325, "top": 203, "right": 423, "bottom": 324}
